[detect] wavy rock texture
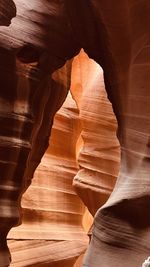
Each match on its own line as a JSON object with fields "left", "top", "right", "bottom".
{"left": 71, "top": 51, "right": 120, "bottom": 217}
{"left": 65, "top": 1, "right": 150, "bottom": 266}
{"left": 9, "top": 240, "right": 87, "bottom": 267}
{"left": 0, "top": 0, "right": 16, "bottom": 26}
{"left": 0, "top": 1, "right": 79, "bottom": 266}
{"left": 0, "top": 1, "right": 149, "bottom": 267}
{"left": 8, "top": 50, "right": 119, "bottom": 266}
{"left": 9, "top": 88, "right": 88, "bottom": 255}
{"left": 0, "top": 2, "right": 16, "bottom": 266}
{"left": 0, "top": 51, "right": 72, "bottom": 266}
{"left": 8, "top": 89, "right": 88, "bottom": 266}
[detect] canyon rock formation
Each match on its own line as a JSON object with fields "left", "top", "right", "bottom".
{"left": 0, "top": 1, "right": 79, "bottom": 266}
{"left": 0, "top": 0, "right": 16, "bottom": 26}
{"left": 7, "top": 50, "right": 119, "bottom": 266}
{"left": 8, "top": 72, "right": 89, "bottom": 266}
{"left": 68, "top": 2, "right": 150, "bottom": 267}
{"left": 71, "top": 51, "right": 120, "bottom": 217}
{"left": 0, "top": 1, "right": 149, "bottom": 267}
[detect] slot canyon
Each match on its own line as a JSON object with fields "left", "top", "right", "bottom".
{"left": 0, "top": 1, "right": 149, "bottom": 266}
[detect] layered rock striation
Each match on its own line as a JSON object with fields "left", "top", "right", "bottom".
{"left": 66, "top": 2, "right": 150, "bottom": 266}
{"left": 0, "top": 1, "right": 149, "bottom": 267}
{"left": 8, "top": 64, "right": 88, "bottom": 266}
{"left": 0, "top": 1, "right": 79, "bottom": 265}
{"left": 0, "top": 0, "right": 16, "bottom": 26}
{"left": 8, "top": 50, "right": 119, "bottom": 266}
{"left": 71, "top": 51, "right": 120, "bottom": 217}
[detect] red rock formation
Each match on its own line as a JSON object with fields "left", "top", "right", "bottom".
{"left": 0, "top": 1, "right": 16, "bottom": 265}
{"left": 66, "top": 2, "right": 150, "bottom": 266}
{"left": 0, "top": 0, "right": 16, "bottom": 26}
{"left": 0, "top": 2, "right": 79, "bottom": 265}
{"left": 0, "top": 1, "right": 149, "bottom": 266}
{"left": 7, "top": 50, "right": 119, "bottom": 266}
{"left": 71, "top": 51, "right": 120, "bottom": 217}
{"left": 8, "top": 68, "right": 88, "bottom": 266}
{"left": 24, "top": 93, "right": 85, "bottom": 241}
{"left": 9, "top": 240, "right": 87, "bottom": 267}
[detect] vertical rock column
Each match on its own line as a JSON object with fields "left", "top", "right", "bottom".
{"left": 71, "top": 51, "right": 120, "bottom": 216}
{"left": 0, "top": 0, "right": 81, "bottom": 265}
{"left": 8, "top": 50, "right": 120, "bottom": 267}
{"left": 8, "top": 68, "right": 88, "bottom": 266}
{"left": 0, "top": 49, "right": 35, "bottom": 267}
{"left": 0, "top": 30, "right": 73, "bottom": 267}
{"left": 67, "top": 2, "right": 150, "bottom": 266}
{"left": 0, "top": 2, "right": 16, "bottom": 265}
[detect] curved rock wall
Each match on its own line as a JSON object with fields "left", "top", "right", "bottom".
{"left": 66, "top": 2, "right": 150, "bottom": 266}
{"left": 71, "top": 51, "right": 120, "bottom": 217}
{"left": 0, "top": 1, "right": 150, "bottom": 266}
{"left": 0, "top": 2, "right": 79, "bottom": 265}
{"left": 8, "top": 61, "right": 88, "bottom": 266}
{"left": 8, "top": 51, "right": 119, "bottom": 266}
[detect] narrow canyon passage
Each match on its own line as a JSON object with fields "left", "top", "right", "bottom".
{"left": 8, "top": 51, "right": 120, "bottom": 267}
{"left": 0, "top": 1, "right": 150, "bottom": 267}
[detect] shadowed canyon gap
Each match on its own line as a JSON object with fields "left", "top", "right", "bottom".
{"left": 0, "top": 1, "right": 149, "bottom": 266}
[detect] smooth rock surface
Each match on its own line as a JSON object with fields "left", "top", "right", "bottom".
{"left": 71, "top": 50, "right": 120, "bottom": 216}
{"left": 8, "top": 62, "right": 88, "bottom": 266}
{"left": 8, "top": 50, "right": 119, "bottom": 266}
{"left": 0, "top": 1, "right": 149, "bottom": 266}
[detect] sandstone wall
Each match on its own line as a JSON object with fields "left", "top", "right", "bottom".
{"left": 8, "top": 51, "right": 119, "bottom": 266}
